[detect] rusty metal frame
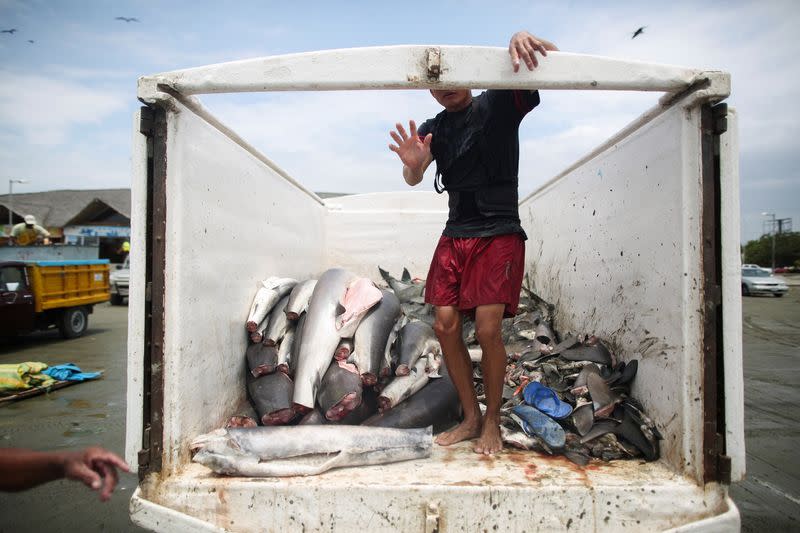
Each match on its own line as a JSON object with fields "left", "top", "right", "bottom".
{"left": 700, "top": 102, "right": 731, "bottom": 484}
{"left": 137, "top": 105, "right": 167, "bottom": 480}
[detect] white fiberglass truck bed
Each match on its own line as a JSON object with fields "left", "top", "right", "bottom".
{"left": 126, "top": 46, "right": 743, "bottom": 532}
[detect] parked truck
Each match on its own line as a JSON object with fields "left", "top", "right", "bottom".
{"left": 126, "top": 46, "right": 744, "bottom": 531}
{"left": 0, "top": 243, "right": 100, "bottom": 263}
{"left": 0, "top": 259, "right": 110, "bottom": 338}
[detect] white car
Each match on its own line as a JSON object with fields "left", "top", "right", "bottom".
{"left": 741, "top": 267, "right": 788, "bottom": 297}
{"left": 110, "top": 255, "right": 130, "bottom": 305}
{"left": 742, "top": 263, "right": 773, "bottom": 273}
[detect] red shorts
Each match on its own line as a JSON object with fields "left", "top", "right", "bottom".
{"left": 424, "top": 233, "right": 525, "bottom": 318}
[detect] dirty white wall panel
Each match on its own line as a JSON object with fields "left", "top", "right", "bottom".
{"left": 138, "top": 48, "right": 712, "bottom": 97}
{"left": 719, "top": 108, "right": 745, "bottom": 482}
{"left": 139, "top": 448, "right": 733, "bottom": 533}
{"left": 125, "top": 109, "right": 148, "bottom": 470}
{"left": 519, "top": 103, "right": 705, "bottom": 481}
{"left": 160, "top": 98, "right": 326, "bottom": 473}
{"left": 324, "top": 191, "right": 447, "bottom": 279}
{"left": 324, "top": 190, "right": 447, "bottom": 211}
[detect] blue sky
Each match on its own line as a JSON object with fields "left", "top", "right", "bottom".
{"left": 0, "top": 0, "right": 797, "bottom": 243}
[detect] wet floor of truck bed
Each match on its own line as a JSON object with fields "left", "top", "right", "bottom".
{"left": 136, "top": 441, "right": 731, "bottom": 532}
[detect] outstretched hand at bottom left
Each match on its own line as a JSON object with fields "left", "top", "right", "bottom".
{"left": 63, "top": 447, "right": 130, "bottom": 501}
{"left": 0, "top": 446, "right": 130, "bottom": 501}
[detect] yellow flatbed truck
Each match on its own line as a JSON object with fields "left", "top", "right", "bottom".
{"left": 0, "top": 259, "right": 110, "bottom": 338}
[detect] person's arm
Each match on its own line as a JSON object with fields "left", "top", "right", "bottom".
{"left": 389, "top": 120, "right": 433, "bottom": 186}
{"left": 402, "top": 153, "right": 433, "bottom": 186}
{"left": 34, "top": 225, "right": 51, "bottom": 245}
{"left": 508, "top": 31, "right": 559, "bottom": 72}
{"left": 9, "top": 224, "right": 20, "bottom": 245}
{"left": 0, "top": 447, "right": 129, "bottom": 501}
{"left": 34, "top": 224, "right": 50, "bottom": 238}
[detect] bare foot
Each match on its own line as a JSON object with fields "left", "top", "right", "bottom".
{"left": 435, "top": 418, "right": 481, "bottom": 446}
{"left": 474, "top": 418, "right": 503, "bottom": 455}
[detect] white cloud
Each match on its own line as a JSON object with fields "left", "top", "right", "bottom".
{"left": 0, "top": 135, "right": 131, "bottom": 191}
{"left": 56, "top": 20, "right": 292, "bottom": 73}
{"left": 41, "top": 64, "right": 138, "bottom": 81}
{"left": 0, "top": 70, "right": 128, "bottom": 145}
{"left": 201, "top": 90, "right": 444, "bottom": 192}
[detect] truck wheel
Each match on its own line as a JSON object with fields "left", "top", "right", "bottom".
{"left": 741, "top": 284, "right": 750, "bottom": 296}
{"left": 774, "top": 293, "right": 784, "bottom": 298}
{"left": 110, "top": 293, "right": 123, "bottom": 305}
{"left": 59, "top": 307, "right": 88, "bottom": 338}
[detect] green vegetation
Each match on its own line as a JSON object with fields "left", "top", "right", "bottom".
{"left": 742, "top": 231, "right": 800, "bottom": 268}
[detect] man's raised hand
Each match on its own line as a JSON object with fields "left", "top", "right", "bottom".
{"left": 389, "top": 120, "right": 432, "bottom": 172}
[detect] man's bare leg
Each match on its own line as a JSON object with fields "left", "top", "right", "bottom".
{"left": 473, "top": 304, "right": 507, "bottom": 455}
{"left": 432, "top": 306, "right": 482, "bottom": 446}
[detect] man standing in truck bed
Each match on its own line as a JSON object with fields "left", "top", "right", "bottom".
{"left": 388, "top": 31, "right": 558, "bottom": 455}
{"left": 10, "top": 214, "right": 50, "bottom": 246}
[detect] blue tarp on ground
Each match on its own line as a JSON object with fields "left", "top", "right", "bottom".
{"left": 42, "top": 363, "right": 101, "bottom": 382}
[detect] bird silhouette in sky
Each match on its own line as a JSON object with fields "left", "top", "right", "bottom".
{"left": 1, "top": 28, "right": 17, "bottom": 34}
{"left": 27, "top": 40, "right": 34, "bottom": 44}
{"left": 115, "top": 17, "right": 140, "bottom": 23}
{"left": 631, "top": 26, "right": 647, "bottom": 39}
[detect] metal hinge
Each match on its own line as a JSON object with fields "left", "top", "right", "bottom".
{"left": 426, "top": 47, "right": 441, "bottom": 81}
{"left": 139, "top": 106, "right": 155, "bottom": 136}
{"left": 718, "top": 454, "right": 732, "bottom": 484}
{"left": 137, "top": 426, "right": 151, "bottom": 480}
{"left": 709, "top": 433, "right": 732, "bottom": 485}
{"left": 137, "top": 448, "right": 149, "bottom": 470}
{"left": 712, "top": 103, "right": 728, "bottom": 135}
{"left": 425, "top": 502, "right": 440, "bottom": 533}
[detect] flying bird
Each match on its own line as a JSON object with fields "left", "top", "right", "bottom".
{"left": 27, "top": 40, "right": 34, "bottom": 44}
{"left": 631, "top": 26, "right": 646, "bottom": 39}
{"left": 115, "top": 17, "right": 140, "bottom": 23}
{"left": 1, "top": 28, "right": 17, "bottom": 34}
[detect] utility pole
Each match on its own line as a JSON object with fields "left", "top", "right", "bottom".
{"left": 7, "top": 179, "right": 29, "bottom": 229}
{"left": 762, "top": 212, "right": 776, "bottom": 272}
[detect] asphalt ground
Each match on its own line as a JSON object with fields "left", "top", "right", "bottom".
{"left": 729, "top": 279, "right": 800, "bottom": 531}
{"left": 0, "top": 284, "right": 797, "bottom": 532}
{"left": 0, "top": 303, "right": 144, "bottom": 533}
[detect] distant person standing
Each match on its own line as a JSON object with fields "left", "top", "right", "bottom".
{"left": 115, "top": 240, "right": 131, "bottom": 263}
{"left": 10, "top": 214, "right": 50, "bottom": 246}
